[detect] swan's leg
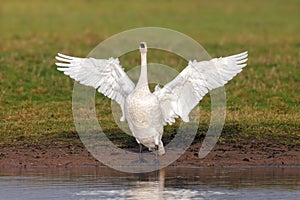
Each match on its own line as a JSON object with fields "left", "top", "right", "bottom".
{"left": 151, "top": 145, "right": 160, "bottom": 165}
{"left": 155, "top": 145, "right": 158, "bottom": 160}
{"left": 138, "top": 144, "right": 148, "bottom": 162}
{"left": 139, "top": 143, "right": 143, "bottom": 153}
{"left": 132, "top": 144, "right": 148, "bottom": 164}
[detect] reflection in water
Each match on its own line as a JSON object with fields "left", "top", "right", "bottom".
{"left": 75, "top": 168, "right": 167, "bottom": 199}
{"left": 0, "top": 167, "right": 299, "bottom": 200}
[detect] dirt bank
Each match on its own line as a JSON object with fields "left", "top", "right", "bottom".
{"left": 0, "top": 134, "right": 299, "bottom": 168}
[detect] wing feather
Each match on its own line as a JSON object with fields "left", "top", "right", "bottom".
{"left": 154, "top": 51, "right": 248, "bottom": 125}
{"left": 55, "top": 53, "right": 135, "bottom": 121}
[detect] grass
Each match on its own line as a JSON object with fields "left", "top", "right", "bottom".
{"left": 0, "top": 0, "right": 299, "bottom": 148}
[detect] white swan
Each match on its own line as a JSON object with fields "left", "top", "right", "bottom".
{"left": 55, "top": 42, "right": 248, "bottom": 162}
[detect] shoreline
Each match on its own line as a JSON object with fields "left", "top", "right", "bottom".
{"left": 0, "top": 139, "right": 299, "bottom": 169}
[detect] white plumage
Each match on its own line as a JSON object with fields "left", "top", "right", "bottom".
{"left": 55, "top": 42, "right": 248, "bottom": 160}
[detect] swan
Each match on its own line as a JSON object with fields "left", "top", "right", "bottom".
{"left": 55, "top": 42, "right": 248, "bottom": 163}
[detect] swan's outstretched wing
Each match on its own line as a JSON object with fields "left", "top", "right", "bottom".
{"left": 154, "top": 51, "right": 248, "bottom": 125}
{"left": 55, "top": 53, "right": 135, "bottom": 121}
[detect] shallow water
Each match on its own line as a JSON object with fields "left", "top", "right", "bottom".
{"left": 0, "top": 167, "right": 299, "bottom": 200}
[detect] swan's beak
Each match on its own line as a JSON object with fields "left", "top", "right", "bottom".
{"left": 139, "top": 42, "right": 147, "bottom": 53}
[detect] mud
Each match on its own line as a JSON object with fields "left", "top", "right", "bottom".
{"left": 0, "top": 136, "right": 298, "bottom": 168}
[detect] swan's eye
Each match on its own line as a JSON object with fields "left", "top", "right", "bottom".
{"left": 140, "top": 43, "right": 145, "bottom": 48}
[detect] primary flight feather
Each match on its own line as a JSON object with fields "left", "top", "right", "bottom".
{"left": 55, "top": 42, "right": 248, "bottom": 162}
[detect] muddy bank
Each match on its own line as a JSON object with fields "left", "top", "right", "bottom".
{"left": 0, "top": 136, "right": 299, "bottom": 168}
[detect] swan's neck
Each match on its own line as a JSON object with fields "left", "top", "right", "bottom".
{"left": 136, "top": 52, "right": 149, "bottom": 89}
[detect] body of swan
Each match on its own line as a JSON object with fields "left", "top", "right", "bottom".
{"left": 125, "top": 85, "right": 165, "bottom": 155}
{"left": 55, "top": 42, "right": 248, "bottom": 159}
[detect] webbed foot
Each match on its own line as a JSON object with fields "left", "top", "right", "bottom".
{"left": 132, "top": 144, "right": 148, "bottom": 164}
{"left": 131, "top": 157, "right": 148, "bottom": 164}
{"left": 150, "top": 158, "right": 160, "bottom": 166}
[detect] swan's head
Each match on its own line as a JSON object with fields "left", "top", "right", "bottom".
{"left": 139, "top": 42, "right": 147, "bottom": 54}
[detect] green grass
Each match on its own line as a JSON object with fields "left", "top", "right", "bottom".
{"left": 0, "top": 0, "right": 299, "bottom": 147}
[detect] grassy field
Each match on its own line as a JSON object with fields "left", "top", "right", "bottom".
{"left": 0, "top": 0, "right": 299, "bottom": 148}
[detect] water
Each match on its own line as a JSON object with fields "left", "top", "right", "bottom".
{"left": 0, "top": 167, "right": 299, "bottom": 200}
